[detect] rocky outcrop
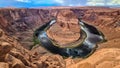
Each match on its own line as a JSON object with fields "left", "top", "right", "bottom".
{"left": 0, "top": 7, "right": 120, "bottom": 68}
{"left": 47, "top": 9, "right": 80, "bottom": 45}
{"left": 0, "top": 8, "right": 57, "bottom": 49}
{"left": 0, "top": 28, "right": 65, "bottom": 68}
{"left": 67, "top": 48, "right": 120, "bottom": 68}
{"left": 0, "top": 8, "right": 120, "bottom": 49}
{"left": 1, "top": 26, "right": 120, "bottom": 68}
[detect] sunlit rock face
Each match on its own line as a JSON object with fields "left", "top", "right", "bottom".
{"left": 0, "top": 7, "right": 120, "bottom": 67}
{"left": 47, "top": 10, "right": 81, "bottom": 45}
{"left": 0, "top": 8, "right": 120, "bottom": 50}
{"left": 0, "top": 9, "right": 56, "bottom": 49}
{"left": 34, "top": 9, "right": 105, "bottom": 57}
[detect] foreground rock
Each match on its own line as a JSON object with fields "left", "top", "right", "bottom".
{"left": 0, "top": 62, "right": 9, "bottom": 68}
{"left": 0, "top": 7, "right": 120, "bottom": 68}
{"left": 67, "top": 48, "right": 120, "bottom": 68}
{"left": 0, "top": 28, "right": 65, "bottom": 68}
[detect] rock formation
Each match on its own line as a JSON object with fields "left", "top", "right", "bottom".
{"left": 0, "top": 7, "right": 120, "bottom": 68}
{"left": 0, "top": 28, "right": 65, "bottom": 68}
{"left": 47, "top": 9, "right": 80, "bottom": 45}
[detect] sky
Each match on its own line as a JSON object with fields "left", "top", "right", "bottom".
{"left": 0, "top": 0, "right": 120, "bottom": 8}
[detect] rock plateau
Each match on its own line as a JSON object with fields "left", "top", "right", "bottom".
{"left": 0, "top": 7, "right": 120, "bottom": 68}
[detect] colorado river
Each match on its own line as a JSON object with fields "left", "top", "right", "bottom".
{"left": 34, "top": 18, "right": 106, "bottom": 58}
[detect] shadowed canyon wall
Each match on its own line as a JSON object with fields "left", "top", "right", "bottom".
{"left": 0, "top": 7, "right": 120, "bottom": 49}
{"left": 0, "top": 7, "right": 120, "bottom": 68}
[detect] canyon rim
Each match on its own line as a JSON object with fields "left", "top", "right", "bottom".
{"left": 0, "top": 7, "right": 120, "bottom": 68}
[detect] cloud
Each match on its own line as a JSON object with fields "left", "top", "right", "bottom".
{"left": 13, "top": 0, "right": 84, "bottom": 7}
{"left": 54, "top": 0, "right": 84, "bottom": 6}
{"left": 0, "top": 0, "right": 60, "bottom": 8}
{"left": 55, "top": 0, "right": 64, "bottom": 4}
{"left": 15, "top": 0, "right": 83, "bottom": 6}
{"left": 86, "top": 2, "right": 105, "bottom": 6}
{"left": 30, "top": 0, "right": 55, "bottom": 4}
{"left": 87, "top": 0, "right": 120, "bottom": 6}
{"left": 0, "top": 0, "right": 120, "bottom": 8}
{"left": 15, "top": 0, "right": 31, "bottom": 3}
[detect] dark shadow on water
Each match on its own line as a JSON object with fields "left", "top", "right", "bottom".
{"left": 32, "top": 19, "right": 106, "bottom": 58}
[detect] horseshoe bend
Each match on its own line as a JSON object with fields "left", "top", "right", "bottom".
{"left": 0, "top": 7, "right": 120, "bottom": 68}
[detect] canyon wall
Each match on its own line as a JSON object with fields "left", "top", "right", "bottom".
{"left": 0, "top": 7, "right": 120, "bottom": 68}
{"left": 0, "top": 7, "right": 120, "bottom": 49}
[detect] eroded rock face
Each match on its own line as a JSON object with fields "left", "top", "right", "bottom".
{"left": 0, "top": 8, "right": 120, "bottom": 49}
{"left": 0, "top": 28, "right": 30, "bottom": 68}
{"left": 1, "top": 26, "right": 120, "bottom": 68}
{"left": 0, "top": 28, "right": 65, "bottom": 68}
{"left": 0, "top": 62, "right": 9, "bottom": 68}
{"left": 0, "top": 9, "right": 57, "bottom": 49}
{"left": 0, "top": 7, "right": 120, "bottom": 68}
{"left": 68, "top": 48, "right": 120, "bottom": 68}
{"left": 35, "top": 55, "right": 65, "bottom": 68}
{"left": 47, "top": 9, "right": 81, "bottom": 45}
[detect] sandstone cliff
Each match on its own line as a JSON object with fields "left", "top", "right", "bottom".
{"left": 0, "top": 8, "right": 120, "bottom": 49}
{"left": 0, "top": 7, "right": 120, "bottom": 68}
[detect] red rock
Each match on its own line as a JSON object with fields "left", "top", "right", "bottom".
{"left": 0, "top": 7, "right": 120, "bottom": 68}
{"left": 0, "top": 62, "right": 9, "bottom": 68}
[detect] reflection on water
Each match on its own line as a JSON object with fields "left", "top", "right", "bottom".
{"left": 34, "top": 19, "right": 106, "bottom": 58}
